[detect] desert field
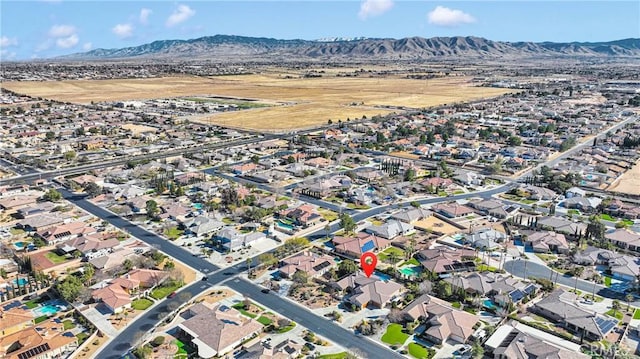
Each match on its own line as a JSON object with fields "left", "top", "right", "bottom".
{"left": 608, "top": 160, "right": 640, "bottom": 195}
{"left": 1, "top": 74, "right": 513, "bottom": 130}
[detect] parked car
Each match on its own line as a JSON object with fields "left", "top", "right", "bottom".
{"left": 168, "top": 292, "right": 177, "bottom": 298}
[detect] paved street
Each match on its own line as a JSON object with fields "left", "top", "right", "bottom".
{"left": 503, "top": 259, "right": 640, "bottom": 304}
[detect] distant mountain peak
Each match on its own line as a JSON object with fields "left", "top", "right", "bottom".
{"left": 59, "top": 35, "right": 640, "bottom": 61}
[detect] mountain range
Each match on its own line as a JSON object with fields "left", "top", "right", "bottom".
{"left": 61, "top": 35, "right": 640, "bottom": 61}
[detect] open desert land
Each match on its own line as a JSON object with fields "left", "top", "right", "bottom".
{"left": 1, "top": 74, "right": 513, "bottom": 130}
{"left": 608, "top": 160, "right": 640, "bottom": 195}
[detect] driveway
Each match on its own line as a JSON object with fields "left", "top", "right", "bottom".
{"left": 82, "top": 306, "right": 119, "bottom": 337}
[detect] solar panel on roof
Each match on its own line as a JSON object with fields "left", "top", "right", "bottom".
{"left": 595, "top": 317, "right": 617, "bottom": 334}
{"left": 361, "top": 240, "right": 375, "bottom": 253}
{"left": 510, "top": 289, "right": 525, "bottom": 302}
{"left": 17, "top": 343, "right": 50, "bottom": 359}
{"left": 312, "top": 261, "right": 331, "bottom": 272}
{"left": 523, "top": 284, "right": 537, "bottom": 294}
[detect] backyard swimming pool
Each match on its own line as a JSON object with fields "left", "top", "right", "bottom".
{"left": 192, "top": 203, "right": 203, "bottom": 210}
{"left": 399, "top": 266, "right": 422, "bottom": 277}
{"left": 375, "top": 271, "right": 391, "bottom": 281}
{"left": 13, "top": 241, "right": 25, "bottom": 249}
{"left": 276, "top": 220, "right": 295, "bottom": 231}
{"left": 12, "top": 278, "right": 27, "bottom": 286}
{"left": 483, "top": 299, "right": 497, "bottom": 310}
{"left": 33, "top": 305, "right": 59, "bottom": 317}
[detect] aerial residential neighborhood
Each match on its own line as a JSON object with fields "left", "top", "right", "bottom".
{"left": 1, "top": 2, "right": 640, "bottom": 359}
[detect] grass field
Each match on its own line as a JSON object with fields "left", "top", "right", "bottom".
{"left": 132, "top": 298, "right": 153, "bottom": 310}
{"left": 44, "top": 251, "right": 68, "bottom": 264}
{"left": 317, "top": 353, "right": 349, "bottom": 359}
{"left": 605, "top": 309, "right": 623, "bottom": 321}
{"left": 633, "top": 309, "right": 640, "bottom": 320}
{"left": 381, "top": 323, "right": 409, "bottom": 346}
{"left": 1, "top": 74, "right": 513, "bottom": 131}
{"left": 150, "top": 282, "right": 182, "bottom": 299}
{"left": 408, "top": 342, "right": 434, "bottom": 359}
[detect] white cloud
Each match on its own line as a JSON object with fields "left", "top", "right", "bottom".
{"left": 427, "top": 6, "right": 476, "bottom": 27}
{"left": 112, "top": 23, "right": 134, "bottom": 38}
{"left": 0, "top": 36, "right": 18, "bottom": 48}
{"left": 166, "top": 4, "right": 195, "bottom": 27}
{"left": 56, "top": 34, "right": 78, "bottom": 48}
{"left": 83, "top": 42, "right": 92, "bottom": 51}
{"left": 48, "top": 24, "right": 76, "bottom": 38}
{"left": 140, "top": 8, "right": 152, "bottom": 25}
{"left": 358, "top": 0, "right": 394, "bottom": 20}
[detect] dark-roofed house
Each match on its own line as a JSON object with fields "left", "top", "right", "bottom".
{"left": 278, "top": 251, "right": 335, "bottom": 279}
{"left": 176, "top": 303, "right": 263, "bottom": 358}
{"left": 532, "top": 289, "right": 617, "bottom": 341}
{"left": 444, "top": 272, "right": 538, "bottom": 307}
{"left": 402, "top": 294, "right": 479, "bottom": 344}
{"left": 416, "top": 247, "right": 477, "bottom": 275}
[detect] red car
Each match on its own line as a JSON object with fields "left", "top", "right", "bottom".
{"left": 168, "top": 292, "right": 177, "bottom": 298}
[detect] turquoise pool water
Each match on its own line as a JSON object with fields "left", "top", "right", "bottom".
{"left": 483, "top": 299, "right": 497, "bottom": 310}
{"left": 192, "top": 203, "right": 203, "bottom": 210}
{"left": 375, "top": 271, "right": 391, "bottom": 281}
{"left": 399, "top": 266, "right": 422, "bottom": 277}
{"left": 452, "top": 233, "right": 464, "bottom": 240}
{"left": 12, "top": 278, "right": 27, "bottom": 286}
{"left": 33, "top": 305, "right": 59, "bottom": 317}
{"left": 277, "top": 220, "right": 295, "bottom": 230}
{"left": 13, "top": 241, "right": 25, "bottom": 249}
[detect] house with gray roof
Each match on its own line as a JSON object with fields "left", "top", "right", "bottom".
{"left": 182, "top": 216, "right": 225, "bottom": 237}
{"left": 444, "top": 272, "right": 538, "bottom": 306}
{"left": 532, "top": 288, "right": 617, "bottom": 341}
{"left": 525, "top": 231, "right": 570, "bottom": 254}
{"left": 364, "top": 219, "right": 414, "bottom": 239}
{"left": 391, "top": 207, "right": 432, "bottom": 224}
{"left": 486, "top": 323, "right": 589, "bottom": 359}
{"left": 332, "top": 273, "right": 404, "bottom": 310}
{"left": 469, "top": 199, "right": 509, "bottom": 219}
{"left": 562, "top": 196, "right": 602, "bottom": 213}
{"left": 215, "top": 227, "right": 267, "bottom": 252}
{"left": 464, "top": 228, "right": 506, "bottom": 250}
{"left": 536, "top": 216, "right": 587, "bottom": 236}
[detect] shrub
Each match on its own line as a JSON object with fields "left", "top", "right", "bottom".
{"left": 151, "top": 336, "right": 165, "bottom": 347}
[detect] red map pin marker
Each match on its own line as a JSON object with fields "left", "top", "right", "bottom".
{"left": 360, "top": 252, "right": 377, "bottom": 278}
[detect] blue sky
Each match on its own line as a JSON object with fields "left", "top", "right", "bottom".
{"left": 1, "top": 1, "right": 639, "bottom": 60}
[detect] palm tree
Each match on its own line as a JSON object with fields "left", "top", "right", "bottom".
{"left": 625, "top": 294, "right": 634, "bottom": 313}
{"left": 612, "top": 300, "right": 621, "bottom": 318}
{"left": 246, "top": 258, "right": 253, "bottom": 273}
{"left": 388, "top": 252, "right": 400, "bottom": 268}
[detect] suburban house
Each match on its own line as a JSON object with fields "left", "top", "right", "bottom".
{"left": 0, "top": 320, "right": 77, "bottom": 359}
{"left": 605, "top": 229, "right": 640, "bottom": 252}
{"left": 36, "top": 221, "right": 97, "bottom": 245}
{"left": 453, "top": 171, "right": 485, "bottom": 186}
{"left": 402, "top": 294, "right": 479, "bottom": 344}
{"left": 430, "top": 203, "right": 475, "bottom": 218}
{"left": 0, "top": 307, "right": 33, "bottom": 337}
{"left": 607, "top": 255, "right": 640, "bottom": 282}
{"left": 565, "top": 187, "right": 586, "bottom": 198}
{"left": 391, "top": 207, "right": 432, "bottom": 224}
{"left": 332, "top": 232, "right": 390, "bottom": 258}
{"left": 332, "top": 273, "right": 404, "bottom": 309}
{"left": 92, "top": 269, "right": 168, "bottom": 313}
{"left": 525, "top": 231, "right": 570, "bottom": 254}
{"left": 279, "top": 204, "right": 322, "bottom": 227}
{"left": 57, "top": 234, "right": 121, "bottom": 260}
{"left": 469, "top": 199, "right": 509, "bottom": 219}
{"left": 176, "top": 303, "right": 263, "bottom": 358}
{"left": 485, "top": 323, "right": 589, "bottom": 359}
{"left": 89, "top": 247, "right": 138, "bottom": 271}
{"left": 278, "top": 251, "right": 335, "bottom": 279}
{"left": 444, "top": 272, "right": 538, "bottom": 307}
{"left": 0, "top": 193, "right": 40, "bottom": 212}
{"left": 16, "top": 212, "right": 71, "bottom": 232}
{"left": 181, "top": 216, "right": 225, "bottom": 237}
{"left": 562, "top": 197, "right": 602, "bottom": 213}
{"left": 518, "top": 185, "right": 558, "bottom": 201}
{"left": 464, "top": 229, "right": 507, "bottom": 250}
{"left": 160, "top": 202, "right": 191, "bottom": 222}
{"left": 416, "top": 247, "right": 477, "bottom": 275}
{"left": 536, "top": 216, "right": 587, "bottom": 237}
{"left": 532, "top": 289, "right": 617, "bottom": 341}
{"left": 259, "top": 339, "right": 304, "bottom": 359}
{"left": 364, "top": 220, "right": 414, "bottom": 240}
{"left": 216, "top": 227, "right": 266, "bottom": 252}
{"left": 573, "top": 246, "right": 617, "bottom": 266}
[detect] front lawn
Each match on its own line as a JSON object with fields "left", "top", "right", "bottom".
{"left": 633, "top": 309, "right": 640, "bottom": 320}
{"left": 319, "top": 210, "right": 338, "bottom": 222}
{"left": 378, "top": 247, "right": 405, "bottom": 263}
{"left": 600, "top": 214, "right": 616, "bottom": 222}
{"left": 381, "top": 323, "right": 409, "bottom": 346}
{"left": 317, "top": 353, "right": 349, "bottom": 359}
{"left": 403, "top": 257, "right": 420, "bottom": 266}
{"left": 604, "top": 275, "right": 612, "bottom": 287}
{"left": 163, "top": 226, "right": 184, "bottom": 240}
{"left": 521, "top": 199, "right": 537, "bottom": 205}
{"left": 477, "top": 264, "right": 499, "bottom": 272}
{"left": 408, "top": 342, "right": 435, "bottom": 359}
{"left": 535, "top": 253, "right": 557, "bottom": 262}
{"left": 62, "top": 320, "right": 76, "bottom": 330}
{"left": 346, "top": 203, "right": 371, "bottom": 210}
{"left": 45, "top": 251, "right": 68, "bottom": 264}
{"left": 567, "top": 209, "right": 581, "bottom": 215}
{"left": 277, "top": 321, "right": 296, "bottom": 333}
{"left": 76, "top": 332, "right": 90, "bottom": 344}
{"left": 34, "top": 315, "right": 49, "bottom": 324}
{"left": 257, "top": 316, "right": 273, "bottom": 326}
{"left": 132, "top": 298, "right": 153, "bottom": 310}
{"left": 232, "top": 302, "right": 258, "bottom": 318}
{"left": 619, "top": 219, "right": 634, "bottom": 227}
{"left": 605, "top": 309, "right": 623, "bottom": 321}
{"left": 150, "top": 281, "right": 182, "bottom": 300}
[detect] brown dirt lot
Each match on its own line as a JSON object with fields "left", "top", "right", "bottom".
{"left": 1, "top": 74, "right": 513, "bottom": 131}
{"left": 608, "top": 160, "right": 640, "bottom": 195}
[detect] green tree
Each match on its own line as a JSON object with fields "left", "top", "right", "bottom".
{"left": 82, "top": 264, "right": 95, "bottom": 286}
{"left": 340, "top": 213, "right": 357, "bottom": 234}
{"left": 55, "top": 275, "right": 84, "bottom": 302}
{"left": 612, "top": 300, "right": 621, "bottom": 318}
{"left": 63, "top": 151, "right": 76, "bottom": 161}
{"left": 404, "top": 168, "right": 416, "bottom": 182}
{"left": 45, "top": 131, "right": 56, "bottom": 140}
{"left": 163, "top": 261, "right": 175, "bottom": 270}
{"left": 258, "top": 253, "right": 277, "bottom": 268}
{"left": 338, "top": 259, "right": 358, "bottom": 277}
{"left": 83, "top": 182, "right": 102, "bottom": 198}
{"left": 626, "top": 294, "right": 634, "bottom": 312}
{"left": 292, "top": 270, "right": 309, "bottom": 284}
{"left": 508, "top": 136, "right": 522, "bottom": 146}
{"left": 145, "top": 200, "right": 159, "bottom": 219}
{"left": 123, "top": 259, "right": 134, "bottom": 272}
{"left": 43, "top": 189, "right": 62, "bottom": 202}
